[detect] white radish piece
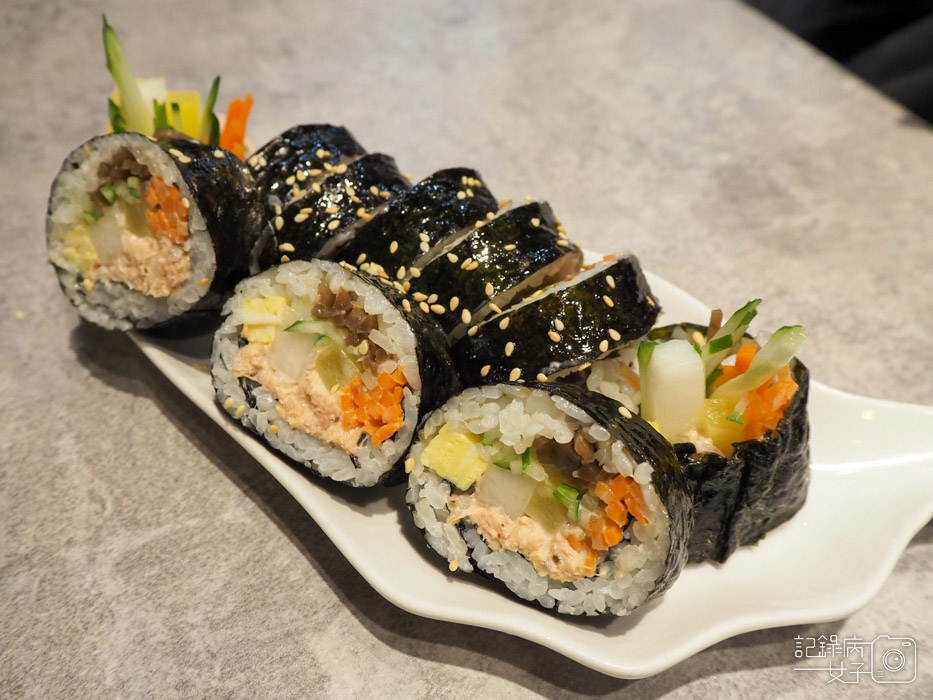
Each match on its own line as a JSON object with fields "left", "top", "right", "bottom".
{"left": 641, "top": 339, "right": 705, "bottom": 444}
{"left": 267, "top": 330, "right": 318, "bottom": 382}
{"left": 473, "top": 466, "right": 537, "bottom": 519}
{"left": 88, "top": 208, "right": 126, "bottom": 262}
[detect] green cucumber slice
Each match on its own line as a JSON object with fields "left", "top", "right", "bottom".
{"left": 701, "top": 299, "right": 761, "bottom": 377}
{"left": 711, "top": 325, "right": 808, "bottom": 400}
{"left": 284, "top": 319, "right": 332, "bottom": 334}
{"left": 553, "top": 483, "right": 583, "bottom": 521}
{"left": 102, "top": 15, "right": 151, "bottom": 134}
{"left": 198, "top": 76, "right": 221, "bottom": 145}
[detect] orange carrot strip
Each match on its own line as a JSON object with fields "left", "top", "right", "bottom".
{"left": 218, "top": 94, "right": 253, "bottom": 160}
{"left": 594, "top": 481, "right": 615, "bottom": 505}
{"left": 607, "top": 475, "right": 629, "bottom": 501}
{"left": 143, "top": 176, "right": 189, "bottom": 243}
{"left": 377, "top": 373, "right": 396, "bottom": 392}
{"left": 371, "top": 424, "right": 396, "bottom": 446}
{"left": 603, "top": 522, "right": 623, "bottom": 547}
{"left": 743, "top": 364, "right": 798, "bottom": 440}
{"left": 586, "top": 513, "right": 610, "bottom": 551}
{"left": 605, "top": 500, "right": 629, "bottom": 527}
{"left": 339, "top": 370, "right": 409, "bottom": 444}
{"left": 610, "top": 476, "right": 648, "bottom": 525}
{"left": 583, "top": 549, "right": 597, "bottom": 576}
{"left": 733, "top": 343, "right": 757, "bottom": 373}
{"left": 712, "top": 344, "right": 758, "bottom": 391}
{"left": 365, "top": 402, "right": 382, "bottom": 422}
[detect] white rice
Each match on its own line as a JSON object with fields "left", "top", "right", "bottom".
{"left": 211, "top": 259, "right": 421, "bottom": 487}
{"left": 583, "top": 344, "right": 641, "bottom": 414}
{"left": 406, "top": 384, "right": 673, "bottom": 616}
{"left": 46, "top": 133, "right": 215, "bottom": 330}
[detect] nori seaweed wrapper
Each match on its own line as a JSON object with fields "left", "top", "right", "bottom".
{"left": 677, "top": 359, "right": 810, "bottom": 563}
{"left": 334, "top": 168, "right": 497, "bottom": 278}
{"left": 541, "top": 382, "right": 693, "bottom": 600}
{"left": 247, "top": 124, "right": 366, "bottom": 207}
{"left": 158, "top": 139, "right": 267, "bottom": 312}
{"left": 404, "top": 201, "right": 583, "bottom": 340}
{"left": 258, "top": 153, "right": 411, "bottom": 268}
{"left": 363, "top": 275, "right": 464, "bottom": 481}
{"left": 46, "top": 133, "right": 266, "bottom": 329}
{"left": 650, "top": 324, "right": 811, "bottom": 563}
{"left": 453, "top": 255, "right": 659, "bottom": 386}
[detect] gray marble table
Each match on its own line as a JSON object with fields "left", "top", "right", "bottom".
{"left": 2, "top": 1, "right": 930, "bottom": 697}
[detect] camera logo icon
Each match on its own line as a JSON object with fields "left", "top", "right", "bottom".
{"left": 871, "top": 636, "right": 917, "bottom": 683}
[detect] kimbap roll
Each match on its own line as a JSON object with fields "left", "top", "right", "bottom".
{"left": 581, "top": 300, "right": 810, "bottom": 562}
{"left": 403, "top": 201, "right": 584, "bottom": 340}
{"left": 334, "top": 168, "right": 497, "bottom": 278}
{"left": 406, "top": 383, "right": 691, "bottom": 616}
{"left": 46, "top": 133, "right": 265, "bottom": 329}
{"left": 211, "top": 259, "right": 460, "bottom": 487}
{"left": 247, "top": 124, "right": 367, "bottom": 209}
{"left": 262, "top": 153, "right": 411, "bottom": 267}
{"left": 453, "top": 254, "right": 659, "bottom": 386}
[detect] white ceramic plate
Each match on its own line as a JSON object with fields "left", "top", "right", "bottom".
{"left": 130, "top": 271, "right": 933, "bottom": 679}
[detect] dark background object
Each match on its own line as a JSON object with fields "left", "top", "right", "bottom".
{"left": 746, "top": 0, "right": 933, "bottom": 122}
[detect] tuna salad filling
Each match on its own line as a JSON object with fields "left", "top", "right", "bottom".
{"left": 232, "top": 282, "right": 409, "bottom": 452}
{"left": 58, "top": 146, "right": 192, "bottom": 298}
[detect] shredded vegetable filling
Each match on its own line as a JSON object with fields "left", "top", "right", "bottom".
{"left": 233, "top": 284, "right": 408, "bottom": 451}
{"left": 426, "top": 427, "right": 649, "bottom": 581}
{"left": 63, "top": 148, "right": 193, "bottom": 298}
{"left": 637, "top": 301, "right": 806, "bottom": 457}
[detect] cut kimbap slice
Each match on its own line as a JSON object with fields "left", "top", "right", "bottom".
{"left": 406, "top": 382, "right": 691, "bottom": 616}
{"left": 262, "top": 153, "right": 411, "bottom": 268}
{"left": 211, "top": 259, "right": 460, "bottom": 487}
{"left": 333, "top": 168, "right": 497, "bottom": 279}
{"left": 46, "top": 133, "right": 265, "bottom": 330}
{"left": 581, "top": 301, "right": 810, "bottom": 562}
{"left": 453, "top": 254, "right": 659, "bottom": 386}
{"left": 403, "top": 201, "right": 584, "bottom": 340}
{"left": 247, "top": 124, "right": 367, "bottom": 208}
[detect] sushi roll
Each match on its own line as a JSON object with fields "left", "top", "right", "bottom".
{"left": 406, "top": 382, "right": 691, "bottom": 616}
{"left": 211, "top": 259, "right": 460, "bottom": 487}
{"left": 263, "top": 153, "right": 411, "bottom": 267}
{"left": 582, "top": 301, "right": 810, "bottom": 562}
{"left": 247, "top": 124, "right": 367, "bottom": 209}
{"left": 453, "top": 255, "right": 659, "bottom": 385}
{"left": 46, "top": 133, "right": 265, "bottom": 330}
{"left": 334, "top": 168, "right": 497, "bottom": 278}
{"left": 403, "top": 201, "right": 584, "bottom": 340}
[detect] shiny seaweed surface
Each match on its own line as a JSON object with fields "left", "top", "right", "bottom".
{"left": 453, "top": 255, "right": 660, "bottom": 385}
{"left": 405, "top": 201, "right": 583, "bottom": 339}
